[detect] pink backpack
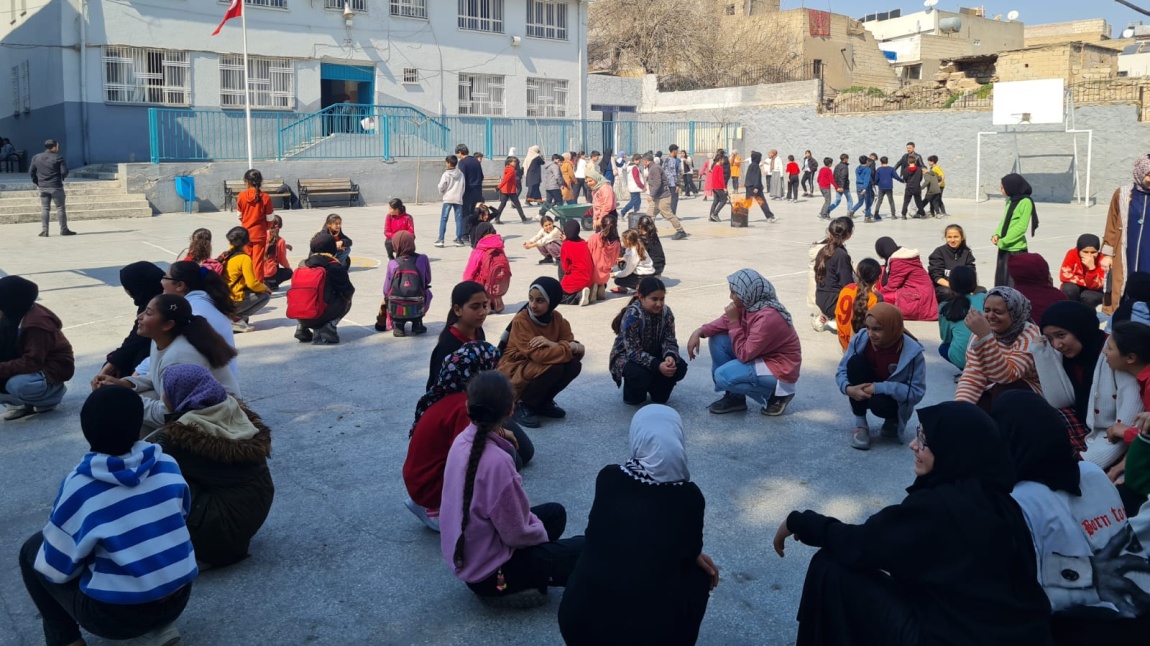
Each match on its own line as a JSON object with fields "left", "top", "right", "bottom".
{"left": 479, "top": 248, "right": 512, "bottom": 297}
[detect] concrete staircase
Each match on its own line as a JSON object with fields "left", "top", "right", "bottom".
{"left": 0, "top": 165, "right": 152, "bottom": 225}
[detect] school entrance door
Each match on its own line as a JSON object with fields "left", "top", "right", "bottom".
{"left": 320, "top": 63, "right": 375, "bottom": 134}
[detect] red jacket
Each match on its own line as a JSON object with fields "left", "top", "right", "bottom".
{"left": 817, "top": 167, "right": 837, "bottom": 189}
{"left": 878, "top": 249, "right": 939, "bottom": 321}
{"left": 706, "top": 165, "right": 727, "bottom": 192}
{"left": 403, "top": 393, "right": 471, "bottom": 509}
{"left": 1059, "top": 248, "right": 1105, "bottom": 291}
{"left": 560, "top": 239, "right": 594, "bottom": 293}
{"left": 786, "top": 162, "right": 800, "bottom": 176}
{"left": 385, "top": 212, "right": 415, "bottom": 240}
{"left": 498, "top": 165, "right": 518, "bottom": 194}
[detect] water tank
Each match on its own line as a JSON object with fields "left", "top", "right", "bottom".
{"left": 939, "top": 16, "right": 963, "bottom": 33}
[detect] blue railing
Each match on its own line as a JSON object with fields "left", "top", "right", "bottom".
{"left": 148, "top": 106, "right": 737, "bottom": 163}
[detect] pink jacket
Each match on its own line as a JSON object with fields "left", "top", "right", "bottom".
{"left": 591, "top": 183, "right": 616, "bottom": 229}
{"left": 385, "top": 213, "right": 415, "bottom": 240}
{"left": 586, "top": 233, "right": 621, "bottom": 286}
{"left": 700, "top": 307, "right": 802, "bottom": 384}
{"left": 440, "top": 424, "right": 546, "bottom": 583}
{"left": 463, "top": 234, "right": 505, "bottom": 284}
{"left": 878, "top": 249, "right": 939, "bottom": 321}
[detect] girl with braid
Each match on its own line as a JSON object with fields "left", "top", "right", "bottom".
{"left": 236, "top": 168, "right": 274, "bottom": 277}
{"left": 439, "top": 371, "right": 584, "bottom": 606}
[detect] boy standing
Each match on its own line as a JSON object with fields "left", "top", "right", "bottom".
{"left": 826, "top": 154, "right": 855, "bottom": 216}
{"left": 817, "top": 157, "right": 837, "bottom": 219}
{"left": 874, "top": 156, "right": 902, "bottom": 221}
{"left": 923, "top": 163, "right": 943, "bottom": 218}
{"left": 436, "top": 155, "right": 464, "bottom": 247}
{"left": 928, "top": 155, "right": 947, "bottom": 216}
{"left": 785, "top": 155, "right": 800, "bottom": 201}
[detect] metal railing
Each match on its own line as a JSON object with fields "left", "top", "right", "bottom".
{"left": 148, "top": 105, "right": 738, "bottom": 163}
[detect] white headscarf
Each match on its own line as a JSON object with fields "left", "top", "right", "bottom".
{"left": 622, "top": 405, "right": 690, "bottom": 484}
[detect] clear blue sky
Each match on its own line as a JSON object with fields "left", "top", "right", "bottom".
{"left": 783, "top": 0, "right": 1147, "bottom": 36}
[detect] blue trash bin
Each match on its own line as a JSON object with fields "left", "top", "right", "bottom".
{"left": 175, "top": 176, "right": 195, "bottom": 213}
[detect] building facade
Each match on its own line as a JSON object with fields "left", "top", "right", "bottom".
{"left": 865, "top": 8, "right": 1023, "bottom": 85}
{"left": 1, "top": 0, "right": 588, "bottom": 167}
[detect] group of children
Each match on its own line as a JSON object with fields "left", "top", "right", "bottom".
{"left": 813, "top": 145, "right": 947, "bottom": 222}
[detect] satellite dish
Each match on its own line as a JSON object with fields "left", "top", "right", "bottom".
{"left": 1123, "top": 28, "right": 1136, "bottom": 39}
{"left": 1007, "top": 10, "right": 1020, "bottom": 21}
{"left": 924, "top": 0, "right": 939, "bottom": 7}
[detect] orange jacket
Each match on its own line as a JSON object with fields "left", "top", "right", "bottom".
{"left": 237, "top": 187, "right": 274, "bottom": 242}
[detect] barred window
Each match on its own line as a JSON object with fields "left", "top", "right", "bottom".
{"left": 526, "top": 1, "right": 567, "bottom": 40}
{"left": 458, "top": 0, "right": 503, "bottom": 33}
{"left": 458, "top": 73, "right": 504, "bottom": 116}
{"left": 390, "top": 0, "right": 427, "bottom": 18}
{"left": 325, "top": 0, "right": 366, "bottom": 10}
{"left": 403, "top": 68, "right": 419, "bottom": 84}
{"left": 526, "top": 77, "right": 567, "bottom": 117}
{"left": 220, "top": 55, "right": 294, "bottom": 110}
{"left": 219, "top": 0, "right": 288, "bottom": 9}
{"left": 103, "top": 46, "right": 189, "bottom": 106}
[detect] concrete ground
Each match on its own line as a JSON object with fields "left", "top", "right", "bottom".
{"left": 0, "top": 190, "right": 1102, "bottom": 645}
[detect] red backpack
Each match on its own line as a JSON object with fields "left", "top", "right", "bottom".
{"left": 286, "top": 264, "right": 328, "bottom": 320}
{"left": 480, "top": 248, "right": 512, "bottom": 297}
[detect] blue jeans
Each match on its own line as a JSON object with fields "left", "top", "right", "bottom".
{"left": 1, "top": 372, "right": 67, "bottom": 408}
{"left": 708, "top": 334, "right": 778, "bottom": 405}
{"left": 827, "top": 188, "right": 856, "bottom": 214}
{"left": 619, "top": 192, "right": 642, "bottom": 217}
{"left": 853, "top": 189, "right": 873, "bottom": 216}
{"left": 439, "top": 202, "right": 462, "bottom": 241}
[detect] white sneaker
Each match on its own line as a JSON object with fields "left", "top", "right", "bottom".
{"left": 127, "top": 623, "right": 180, "bottom": 646}
{"left": 810, "top": 314, "right": 828, "bottom": 332}
{"left": 2, "top": 405, "right": 35, "bottom": 421}
{"left": 579, "top": 287, "right": 592, "bottom": 306}
{"left": 404, "top": 497, "right": 441, "bottom": 532}
{"left": 433, "top": 239, "right": 445, "bottom": 248}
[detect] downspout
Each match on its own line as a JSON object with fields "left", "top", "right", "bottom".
{"left": 578, "top": 0, "right": 586, "bottom": 120}
{"left": 79, "top": 0, "right": 90, "bottom": 165}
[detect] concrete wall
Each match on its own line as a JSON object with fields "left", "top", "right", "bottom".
{"left": 1025, "top": 19, "right": 1112, "bottom": 46}
{"left": 640, "top": 79, "right": 820, "bottom": 113}
{"left": 586, "top": 73, "right": 643, "bottom": 117}
{"left": 1120, "top": 52, "right": 1150, "bottom": 77}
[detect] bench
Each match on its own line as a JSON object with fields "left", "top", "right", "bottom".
{"left": 297, "top": 178, "right": 360, "bottom": 209}
{"left": 482, "top": 177, "right": 501, "bottom": 203}
{"left": 223, "top": 179, "right": 292, "bottom": 211}
{"left": 1, "top": 150, "right": 25, "bottom": 173}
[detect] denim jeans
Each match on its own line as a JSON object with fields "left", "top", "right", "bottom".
{"left": 439, "top": 202, "right": 462, "bottom": 241}
{"left": 827, "top": 188, "right": 856, "bottom": 214}
{"left": 708, "top": 334, "right": 778, "bottom": 405}
{"left": 620, "top": 191, "right": 642, "bottom": 218}
{"left": 853, "top": 189, "right": 873, "bottom": 217}
{"left": 0, "top": 372, "right": 66, "bottom": 408}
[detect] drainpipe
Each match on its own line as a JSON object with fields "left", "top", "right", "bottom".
{"left": 577, "top": 0, "right": 586, "bottom": 120}
{"left": 79, "top": 0, "right": 90, "bottom": 165}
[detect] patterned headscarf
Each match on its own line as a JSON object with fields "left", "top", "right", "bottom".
{"left": 987, "top": 286, "right": 1033, "bottom": 345}
{"left": 1134, "top": 154, "right": 1150, "bottom": 194}
{"left": 162, "top": 363, "right": 228, "bottom": 414}
{"left": 727, "top": 269, "right": 792, "bottom": 324}
{"left": 622, "top": 404, "right": 690, "bottom": 484}
{"left": 409, "top": 341, "right": 501, "bottom": 437}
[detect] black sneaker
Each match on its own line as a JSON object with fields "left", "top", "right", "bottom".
{"left": 537, "top": 257, "right": 555, "bottom": 265}
{"left": 294, "top": 324, "right": 314, "bottom": 343}
{"left": 708, "top": 215, "right": 720, "bottom": 222}
{"left": 537, "top": 400, "right": 566, "bottom": 419}
{"left": 880, "top": 417, "right": 900, "bottom": 439}
{"left": 452, "top": 238, "right": 465, "bottom": 247}
{"left": 708, "top": 393, "right": 747, "bottom": 414}
{"left": 60, "top": 229, "right": 76, "bottom": 236}
{"left": 670, "top": 231, "right": 688, "bottom": 241}
{"left": 38, "top": 231, "right": 48, "bottom": 237}
{"left": 411, "top": 322, "right": 428, "bottom": 336}
{"left": 762, "top": 394, "right": 795, "bottom": 417}
{"left": 514, "top": 403, "right": 541, "bottom": 428}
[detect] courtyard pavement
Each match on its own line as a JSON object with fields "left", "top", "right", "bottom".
{"left": 0, "top": 190, "right": 1103, "bottom": 645}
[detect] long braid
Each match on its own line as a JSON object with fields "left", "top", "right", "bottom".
{"left": 453, "top": 419, "right": 493, "bottom": 572}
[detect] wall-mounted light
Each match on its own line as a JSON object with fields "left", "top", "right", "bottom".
{"left": 343, "top": 2, "right": 354, "bottom": 28}
{"left": 511, "top": 35, "right": 522, "bottom": 47}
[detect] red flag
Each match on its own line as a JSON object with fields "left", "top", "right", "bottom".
{"left": 212, "top": 0, "right": 243, "bottom": 36}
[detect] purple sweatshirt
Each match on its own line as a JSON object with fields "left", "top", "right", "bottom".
{"left": 439, "top": 424, "right": 547, "bottom": 583}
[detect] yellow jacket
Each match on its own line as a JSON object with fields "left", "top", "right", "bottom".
{"left": 932, "top": 164, "right": 945, "bottom": 188}
{"left": 225, "top": 253, "right": 268, "bottom": 301}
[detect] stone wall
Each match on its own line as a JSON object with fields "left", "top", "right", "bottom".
{"left": 997, "top": 44, "right": 1118, "bottom": 85}
{"left": 1024, "top": 19, "right": 1112, "bottom": 47}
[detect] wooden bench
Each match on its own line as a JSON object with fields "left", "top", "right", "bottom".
{"left": 297, "top": 178, "right": 360, "bottom": 209}
{"left": 481, "top": 177, "right": 501, "bottom": 203}
{"left": 223, "top": 179, "right": 292, "bottom": 211}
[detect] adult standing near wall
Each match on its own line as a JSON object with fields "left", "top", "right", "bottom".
{"left": 30, "top": 139, "right": 74, "bottom": 238}
{"left": 766, "top": 149, "right": 784, "bottom": 199}
{"left": 456, "top": 145, "right": 484, "bottom": 242}
{"left": 728, "top": 150, "right": 741, "bottom": 192}
{"left": 892, "top": 141, "right": 924, "bottom": 177}
{"left": 523, "top": 145, "right": 544, "bottom": 206}
{"left": 1101, "top": 154, "right": 1150, "bottom": 314}
{"left": 644, "top": 153, "right": 688, "bottom": 241}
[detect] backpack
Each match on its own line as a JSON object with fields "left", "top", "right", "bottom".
{"left": 387, "top": 255, "right": 427, "bottom": 320}
{"left": 199, "top": 257, "right": 225, "bottom": 276}
{"left": 287, "top": 264, "right": 328, "bottom": 320}
{"left": 480, "top": 248, "right": 512, "bottom": 297}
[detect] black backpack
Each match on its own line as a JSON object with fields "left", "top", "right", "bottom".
{"left": 387, "top": 255, "right": 426, "bottom": 320}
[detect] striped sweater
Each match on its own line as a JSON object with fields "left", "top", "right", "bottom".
{"left": 955, "top": 323, "right": 1042, "bottom": 404}
{"left": 35, "top": 441, "right": 198, "bottom": 604}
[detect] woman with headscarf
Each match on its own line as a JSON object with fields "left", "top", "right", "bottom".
{"left": 149, "top": 364, "right": 273, "bottom": 568}
{"left": 774, "top": 401, "right": 1053, "bottom": 646}
{"left": 379, "top": 230, "right": 432, "bottom": 336}
{"left": 686, "top": 269, "right": 801, "bottom": 417}
{"left": 558, "top": 405, "right": 718, "bottom": 644}
{"left": 292, "top": 233, "right": 355, "bottom": 345}
{"left": 875, "top": 236, "right": 939, "bottom": 322}
{"left": 955, "top": 286, "right": 1043, "bottom": 410}
{"left": 1037, "top": 301, "right": 1107, "bottom": 449}
{"left": 93, "top": 262, "right": 165, "bottom": 389}
{"left": 0, "top": 276, "right": 74, "bottom": 421}
{"left": 1059, "top": 234, "right": 1107, "bottom": 309}
{"left": 994, "top": 173, "right": 1039, "bottom": 287}
{"left": 1008, "top": 252, "right": 1067, "bottom": 324}
{"left": 405, "top": 341, "right": 533, "bottom": 532}
{"left": 835, "top": 302, "right": 926, "bottom": 450}
{"left": 559, "top": 218, "right": 594, "bottom": 306}
{"left": 497, "top": 276, "right": 585, "bottom": 429}
{"left": 1101, "top": 155, "right": 1150, "bottom": 314}
{"left": 523, "top": 146, "right": 543, "bottom": 206}
{"left": 560, "top": 152, "right": 577, "bottom": 205}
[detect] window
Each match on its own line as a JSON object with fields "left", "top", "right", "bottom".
{"left": 526, "top": 77, "right": 567, "bottom": 117}
{"left": 220, "top": 0, "right": 288, "bottom": 8}
{"left": 903, "top": 64, "right": 922, "bottom": 81}
{"left": 103, "top": 46, "right": 189, "bottom": 105}
{"left": 458, "top": 73, "right": 504, "bottom": 116}
{"left": 325, "top": 0, "right": 366, "bottom": 10}
{"left": 526, "top": 1, "right": 567, "bottom": 40}
{"left": 458, "top": 0, "right": 503, "bottom": 33}
{"left": 220, "top": 55, "right": 294, "bottom": 110}
{"left": 390, "top": 0, "right": 427, "bottom": 18}
{"left": 403, "top": 68, "right": 419, "bottom": 84}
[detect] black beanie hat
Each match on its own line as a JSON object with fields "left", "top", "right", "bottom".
{"left": 0, "top": 276, "right": 39, "bottom": 320}
{"left": 82, "top": 386, "right": 144, "bottom": 456}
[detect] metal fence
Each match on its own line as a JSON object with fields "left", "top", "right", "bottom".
{"left": 148, "top": 105, "right": 738, "bottom": 163}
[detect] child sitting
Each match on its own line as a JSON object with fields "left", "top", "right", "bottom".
{"left": 1059, "top": 234, "right": 1106, "bottom": 309}
{"left": 875, "top": 236, "right": 939, "bottom": 322}
{"left": 381, "top": 230, "right": 432, "bottom": 337}
{"left": 834, "top": 258, "right": 884, "bottom": 350}
{"left": 812, "top": 216, "right": 854, "bottom": 332}
{"left": 385, "top": 198, "right": 415, "bottom": 261}
{"left": 1104, "top": 321, "right": 1150, "bottom": 451}
{"left": 524, "top": 215, "right": 563, "bottom": 265}
{"left": 609, "top": 276, "right": 687, "bottom": 405}
{"left": 0, "top": 276, "right": 74, "bottom": 420}
{"left": 836, "top": 302, "right": 926, "bottom": 450}
{"left": 318, "top": 213, "right": 353, "bottom": 269}
{"left": 587, "top": 212, "right": 621, "bottom": 302}
{"left": 427, "top": 282, "right": 488, "bottom": 390}
{"left": 218, "top": 226, "right": 270, "bottom": 333}
{"left": 291, "top": 233, "right": 356, "bottom": 345}
{"left": 462, "top": 222, "right": 511, "bottom": 314}
{"left": 19, "top": 386, "right": 196, "bottom": 645}
{"left": 937, "top": 265, "right": 985, "bottom": 371}
{"left": 928, "top": 224, "right": 979, "bottom": 303}
{"left": 636, "top": 215, "right": 666, "bottom": 276}
{"left": 612, "top": 229, "right": 655, "bottom": 295}
{"left": 263, "top": 214, "right": 293, "bottom": 290}
{"left": 559, "top": 219, "right": 594, "bottom": 306}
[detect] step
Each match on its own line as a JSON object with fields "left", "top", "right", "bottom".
{"left": 0, "top": 205, "right": 152, "bottom": 225}
{"left": 0, "top": 187, "right": 132, "bottom": 199}
{"left": 69, "top": 171, "right": 119, "bottom": 181}
{"left": 0, "top": 198, "right": 149, "bottom": 215}
{"left": 0, "top": 192, "right": 148, "bottom": 206}
{"left": 0, "top": 180, "right": 123, "bottom": 192}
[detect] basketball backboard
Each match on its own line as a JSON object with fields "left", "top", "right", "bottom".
{"left": 992, "top": 79, "right": 1065, "bottom": 126}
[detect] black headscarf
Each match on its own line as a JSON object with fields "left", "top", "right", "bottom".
{"left": 1114, "top": 271, "right": 1150, "bottom": 325}
{"left": 526, "top": 276, "right": 562, "bottom": 325}
{"left": 999, "top": 173, "right": 1039, "bottom": 238}
{"left": 908, "top": 401, "right": 1016, "bottom": 495}
{"left": 749, "top": 150, "right": 762, "bottom": 165}
{"left": 471, "top": 222, "right": 496, "bottom": 249}
{"left": 1076, "top": 234, "right": 1100, "bottom": 252}
{"left": 875, "top": 236, "right": 900, "bottom": 287}
{"left": 563, "top": 218, "right": 582, "bottom": 243}
{"left": 1039, "top": 300, "right": 1106, "bottom": 422}
{"left": 0, "top": 276, "right": 39, "bottom": 363}
{"left": 119, "top": 262, "right": 166, "bottom": 312}
{"left": 82, "top": 386, "right": 144, "bottom": 456}
{"left": 943, "top": 265, "right": 978, "bottom": 322}
{"left": 310, "top": 232, "right": 338, "bottom": 255}
{"left": 991, "top": 391, "right": 1082, "bottom": 495}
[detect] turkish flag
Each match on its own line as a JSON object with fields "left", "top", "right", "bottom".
{"left": 212, "top": 0, "right": 243, "bottom": 36}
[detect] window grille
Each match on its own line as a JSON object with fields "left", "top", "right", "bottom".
{"left": 458, "top": 73, "right": 505, "bottom": 116}
{"left": 390, "top": 0, "right": 427, "bottom": 18}
{"left": 526, "top": 77, "right": 568, "bottom": 117}
{"left": 458, "top": 0, "right": 503, "bottom": 33}
{"left": 103, "top": 46, "right": 189, "bottom": 106}
{"left": 526, "top": 1, "right": 567, "bottom": 40}
{"left": 220, "top": 55, "right": 294, "bottom": 110}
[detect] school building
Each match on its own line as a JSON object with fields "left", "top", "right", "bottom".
{"left": 0, "top": 0, "right": 590, "bottom": 168}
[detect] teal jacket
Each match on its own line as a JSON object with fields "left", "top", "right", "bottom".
{"left": 997, "top": 198, "right": 1033, "bottom": 252}
{"left": 938, "top": 292, "right": 987, "bottom": 369}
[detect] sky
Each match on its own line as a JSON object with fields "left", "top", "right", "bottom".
{"left": 783, "top": 0, "right": 1147, "bottom": 36}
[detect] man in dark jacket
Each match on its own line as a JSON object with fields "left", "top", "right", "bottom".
{"left": 29, "top": 139, "right": 74, "bottom": 237}
{"left": 293, "top": 234, "right": 356, "bottom": 345}
{"left": 456, "top": 144, "right": 484, "bottom": 242}
{"left": 0, "top": 276, "right": 74, "bottom": 420}
{"left": 893, "top": 142, "right": 925, "bottom": 178}
{"left": 644, "top": 153, "right": 688, "bottom": 240}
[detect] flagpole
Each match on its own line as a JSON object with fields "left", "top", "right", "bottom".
{"left": 241, "top": 3, "right": 253, "bottom": 169}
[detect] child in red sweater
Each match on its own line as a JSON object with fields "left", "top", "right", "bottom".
{"left": 1059, "top": 234, "right": 1106, "bottom": 309}
{"left": 785, "top": 155, "right": 800, "bottom": 202}
{"left": 264, "top": 214, "right": 293, "bottom": 289}
{"left": 817, "top": 157, "right": 837, "bottom": 219}
{"left": 385, "top": 198, "right": 416, "bottom": 260}
{"left": 559, "top": 219, "right": 594, "bottom": 306}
